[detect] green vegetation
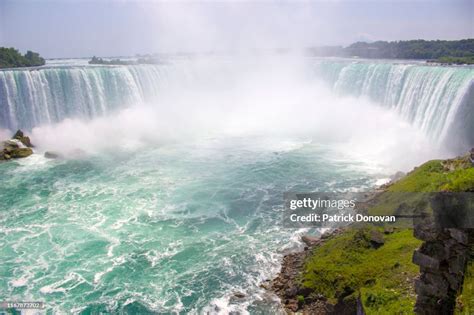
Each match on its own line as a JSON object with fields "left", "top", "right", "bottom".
{"left": 456, "top": 261, "right": 474, "bottom": 314}
{"left": 0, "top": 47, "right": 45, "bottom": 68}
{"left": 300, "top": 154, "right": 474, "bottom": 313}
{"left": 388, "top": 157, "right": 474, "bottom": 193}
{"left": 88, "top": 56, "right": 163, "bottom": 66}
{"left": 88, "top": 56, "right": 134, "bottom": 65}
{"left": 434, "top": 56, "right": 474, "bottom": 65}
{"left": 366, "top": 155, "right": 474, "bottom": 217}
{"left": 301, "top": 228, "right": 421, "bottom": 314}
{"left": 309, "top": 39, "right": 474, "bottom": 64}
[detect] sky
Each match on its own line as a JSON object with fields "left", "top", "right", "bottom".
{"left": 0, "top": 0, "right": 472, "bottom": 58}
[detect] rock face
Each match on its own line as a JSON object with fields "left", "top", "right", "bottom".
{"left": 270, "top": 229, "right": 347, "bottom": 314}
{"left": 13, "top": 129, "right": 34, "bottom": 148}
{"left": 412, "top": 199, "right": 472, "bottom": 315}
{"left": 0, "top": 130, "right": 34, "bottom": 160}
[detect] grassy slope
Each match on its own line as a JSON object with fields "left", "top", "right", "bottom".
{"left": 457, "top": 261, "right": 474, "bottom": 314}
{"left": 302, "top": 228, "right": 421, "bottom": 314}
{"left": 301, "top": 155, "right": 474, "bottom": 314}
{"left": 387, "top": 157, "right": 474, "bottom": 193}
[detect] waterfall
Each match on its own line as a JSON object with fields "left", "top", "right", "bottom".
{"left": 0, "top": 58, "right": 473, "bottom": 151}
{"left": 0, "top": 65, "right": 171, "bottom": 131}
{"left": 312, "top": 60, "right": 474, "bottom": 149}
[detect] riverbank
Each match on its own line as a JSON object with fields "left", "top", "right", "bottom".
{"left": 271, "top": 152, "right": 474, "bottom": 314}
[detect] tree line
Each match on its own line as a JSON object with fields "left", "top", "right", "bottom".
{"left": 308, "top": 39, "right": 474, "bottom": 64}
{"left": 0, "top": 47, "right": 46, "bottom": 68}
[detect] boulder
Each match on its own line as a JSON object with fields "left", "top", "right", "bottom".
{"left": 13, "top": 129, "right": 33, "bottom": 147}
{"left": 10, "top": 147, "right": 33, "bottom": 158}
{"left": 3, "top": 139, "right": 23, "bottom": 150}
{"left": 384, "top": 227, "right": 395, "bottom": 234}
{"left": 369, "top": 230, "right": 385, "bottom": 248}
{"left": 301, "top": 235, "right": 320, "bottom": 247}
{"left": 13, "top": 130, "right": 24, "bottom": 138}
{"left": 232, "top": 292, "right": 245, "bottom": 299}
{"left": 44, "top": 151, "right": 63, "bottom": 159}
{"left": 18, "top": 136, "right": 33, "bottom": 148}
{"left": 1, "top": 131, "right": 34, "bottom": 162}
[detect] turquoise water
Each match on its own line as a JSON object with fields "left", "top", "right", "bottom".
{"left": 0, "top": 136, "right": 382, "bottom": 314}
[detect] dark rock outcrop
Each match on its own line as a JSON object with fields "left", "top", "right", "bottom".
{"left": 0, "top": 130, "right": 34, "bottom": 160}
{"left": 13, "top": 129, "right": 33, "bottom": 148}
{"left": 1, "top": 140, "right": 33, "bottom": 160}
{"left": 412, "top": 197, "right": 472, "bottom": 315}
{"left": 270, "top": 229, "right": 346, "bottom": 314}
{"left": 44, "top": 151, "right": 63, "bottom": 159}
{"left": 301, "top": 235, "right": 321, "bottom": 247}
{"left": 369, "top": 230, "right": 385, "bottom": 248}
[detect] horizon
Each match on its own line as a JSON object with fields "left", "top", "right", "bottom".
{"left": 0, "top": 0, "right": 473, "bottom": 59}
{"left": 11, "top": 38, "right": 474, "bottom": 60}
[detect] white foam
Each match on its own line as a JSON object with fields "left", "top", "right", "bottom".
{"left": 10, "top": 277, "right": 28, "bottom": 287}
{"left": 375, "top": 178, "right": 391, "bottom": 186}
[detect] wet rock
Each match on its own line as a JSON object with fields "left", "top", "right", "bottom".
{"left": 1, "top": 131, "right": 34, "bottom": 161}
{"left": 233, "top": 292, "right": 245, "bottom": 299}
{"left": 3, "top": 139, "right": 23, "bottom": 150}
{"left": 13, "top": 130, "right": 24, "bottom": 138}
{"left": 2, "top": 139, "right": 32, "bottom": 158}
{"left": 301, "top": 235, "right": 319, "bottom": 247}
{"left": 9, "top": 147, "right": 33, "bottom": 158}
{"left": 13, "top": 129, "right": 33, "bottom": 147}
{"left": 44, "top": 151, "right": 63, "bottom": 159}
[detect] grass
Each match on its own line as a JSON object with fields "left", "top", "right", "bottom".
{"left": 300, "top": 154, "right": 474, "bottom": 313}
{"left": 387, "top": 157, "right": 474, "bottom": 193}
{"left": 367, "top": 156, "right": 474, "bottom": 217}
{"left": 301, "top": 228, "right": 421, "bottom": 314}
{"left": 456, "top": 255, "right": 474, "bottom": 314}
{"left": 436, "top": 56, "right": 474, "bottom": 65}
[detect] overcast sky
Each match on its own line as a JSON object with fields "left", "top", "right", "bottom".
{"left": 0, "top": 0, "right": 472, "bottom": 58}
